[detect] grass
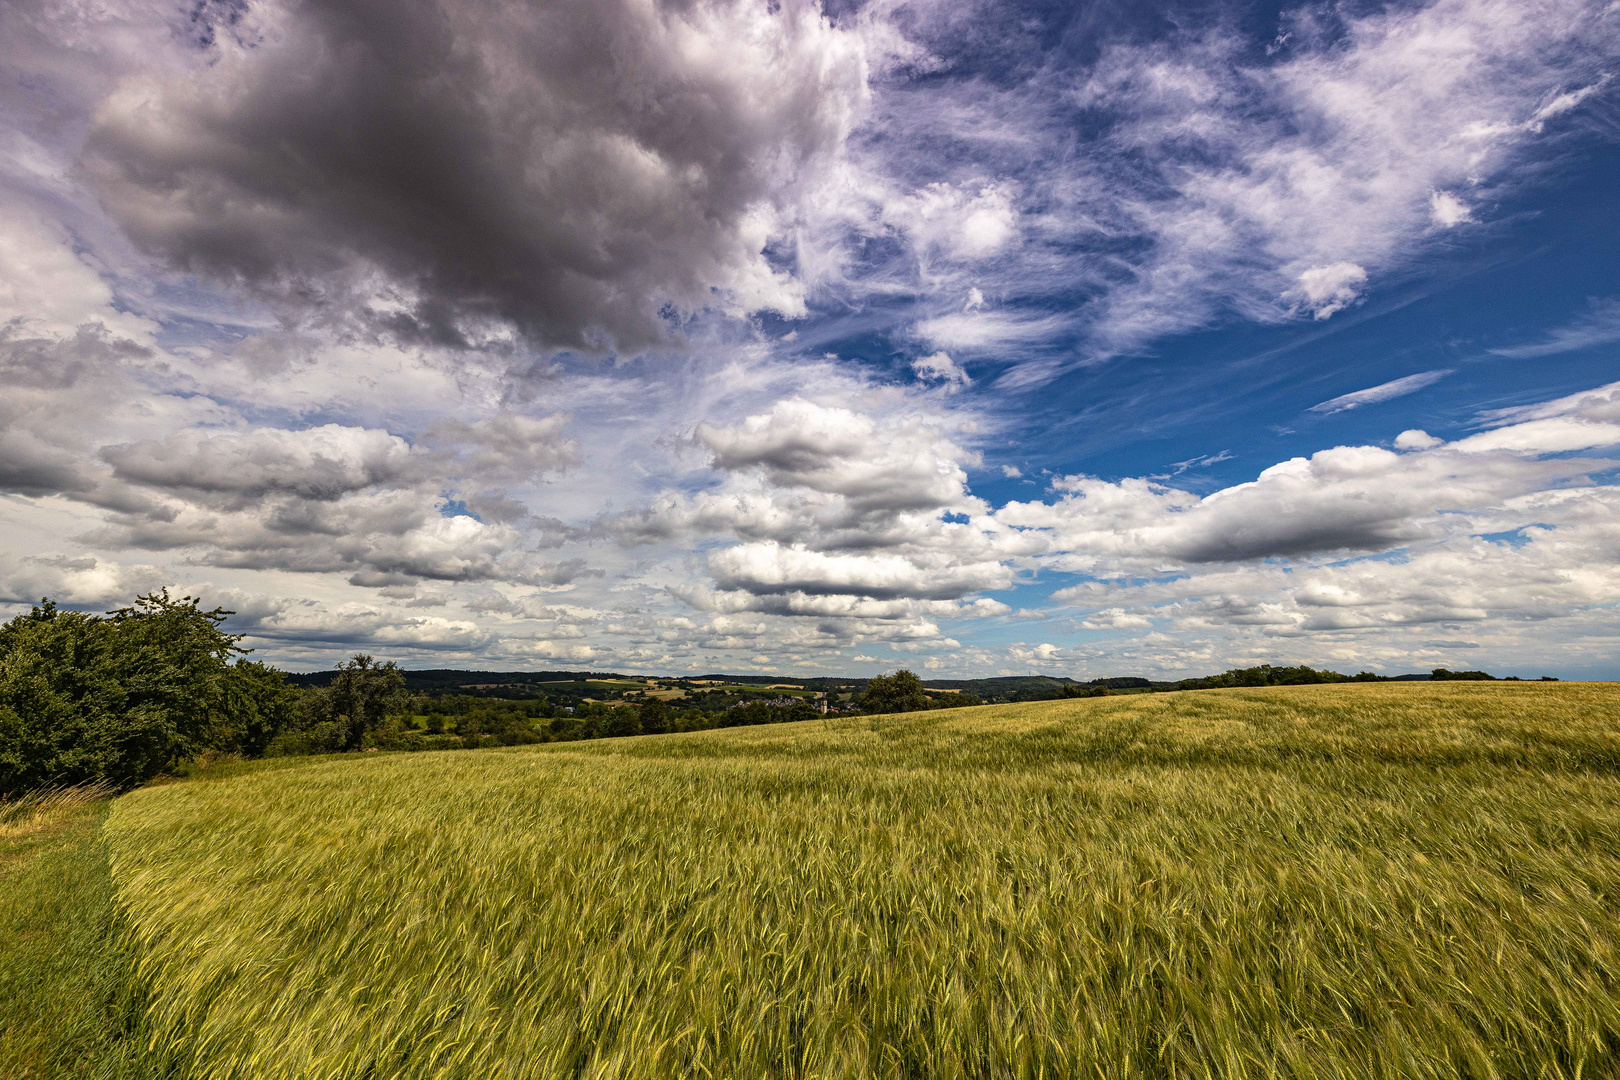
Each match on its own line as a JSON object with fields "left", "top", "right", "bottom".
{"left": 0, "top": 786, "right": 162, "bottom": 1079}
{"left": 60, "top": 684, "right": 1620, "bottom": 1076}
{"left": 0, "top": 785, "right": 108, "bottom": 873}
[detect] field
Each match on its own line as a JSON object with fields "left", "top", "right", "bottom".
{"left": 8, "top": 683, "right": 1620, "bottom": 1078}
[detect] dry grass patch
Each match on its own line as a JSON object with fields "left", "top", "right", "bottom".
{"left": 0, "top": 785, "right": 112, "bottom": 873}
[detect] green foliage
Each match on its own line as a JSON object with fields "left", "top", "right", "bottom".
{"left": 1173, "top": 663, "right": 1370, "bottom": 690}
{"left": 287, "top": 655, "right": 407, "bottom": 753}
{"left": 101, "top": 683, "right": 1620, "bottom": 1079}
{"left": 1431, "top": 667, "right": 1498, "bottom": 681}
{"left": 456, "top": 707, "right": 543, "bottom": 748}
{"left": 1061, "top": 683, "right": 1111, "bottom": 698}
{"left": 213, "top": 660, "right": 301, "bottom": 758}
{"left": 637, "top": 697, "right": 670, "bottom": 735}
{"left": 856, "top": 668, "right": 930, "bottom": 714}
{"left": 265, "top": 721, "right": 348, "bottom": 758}
{"left": 717, "top": 700, "right": 819, "bottom": 728}
{"left": 0, "top": 593, "right": 288, "bottom": 795}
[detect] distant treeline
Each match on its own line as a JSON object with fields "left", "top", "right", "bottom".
{"left": 1167, "top": 664, "right": 1555, "bottom": 691}
{"left": 340, "top": 666, "right": 1556, "bottom": 707}
{"left": 284, "top": 668, "right": 632, "bottom": 691}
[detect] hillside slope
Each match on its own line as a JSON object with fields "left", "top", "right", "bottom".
{"left": 106, "top": 683, "right": 1620, "bottom": 1078}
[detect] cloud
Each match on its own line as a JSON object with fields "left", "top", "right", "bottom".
{"left": 604, "top": 379, "right": 1620, "bottom": 663}
{"left": 0, "top": 203, "right": 157, "bottom": 342}
{"left": 1490, "top": 297, "right": 1620, "bottom": 358}
{"left": 0, "top": 554, "right": 165, "bottom": 607}
{"left": 672, "top": 585, "right": 1006, "bottom": 620}
{"left": 101, "top": 425, "right": 418, "bottom": 502}
{"left": 911, "top": 351, "right": 972, "bottom": 389}
{"left": 1160, "top": 450, "right": 1235, "bottom": 478}
{"left": 98, "top": 493, "right": 564, "bottom": 585}
{"left": 895, "top": 182, "right": 1018, "bottom": 262}
{"left": 228, "top": 595, "right": 495, "bottom": 650}
{"left": 687, "top": 397, "right": 980, "bottom": 519}
{"left": 6, "top": 398, "right": 588, "bottom": 588}
{"left": 708, "top": 542, "right": 1011, "bottom": 601}
{"left": 1395, "top": 429, "right": 1444, "bottom": 451}
{"left": 1005, "top": 385, "right": 1620, "bottom": 572}
{"left": 823, "top": 0, "right": 1620, "bottom": 382}
{"left": 1289, "top": 263, "right": 1369, "bottom": 320}
{"left": 1430, "top": 191, "right": 1473, "bottom": 228}
{"left": 428, "top": 414, "right": 580, "bottom": 483}
{"left": 1079, "top": 0, "right": 1616, "bottom": 348}
{"left": 1056, "top": 485, "right": 1620, "bottom": 646}
{"left": 502, "top": 640, "right": 599, "bottom": 663}
{"left": 2, "top": 0, "right": 1619, "bottom": 678}
{"left": 83, "top": 0, "right": 869, "bottom": 352}
{"left": 1309, "top": 370, "right": 1452, "bottom": 415}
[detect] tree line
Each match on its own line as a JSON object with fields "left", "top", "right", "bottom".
{"left": 1166, "top": 664, "right": 1551, "bottom": 690}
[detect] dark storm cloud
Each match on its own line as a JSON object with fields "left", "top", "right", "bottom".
{"left": 85, "top": 0, "right": 866, "bottom": 352}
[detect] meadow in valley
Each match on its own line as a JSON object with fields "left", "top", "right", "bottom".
{"left": 5, "top": 682, "right": 1620, "bottom": 1078}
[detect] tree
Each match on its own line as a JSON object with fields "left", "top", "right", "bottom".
{"left": 297, "top": 655, "right": 407, "bottom": 752}
{"left": 328, "top": 655, "right": 406, "bottom": 751}
{"left": 857, "top": 670, "right": 930, "bottom": 715}
{"left": 0, "top": 591, "right": 277, "bottom": 794}
{"left": 638, "top": 696, "right": 670, "bottom": 735}
{"left": 214, "top": 660, "right": 300, "bottom": 757}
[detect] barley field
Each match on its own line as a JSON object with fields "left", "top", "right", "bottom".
{"left": 94, "top": 683, "right": 1620, "bottom": 1078}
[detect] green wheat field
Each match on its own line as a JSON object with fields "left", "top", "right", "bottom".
{"left": 7, "top": 682, "right": 1620, "bottom": 1078}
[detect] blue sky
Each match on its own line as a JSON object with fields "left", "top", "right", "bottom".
{"left": 2, "top": 0, "right": 1618, "bottom": 678}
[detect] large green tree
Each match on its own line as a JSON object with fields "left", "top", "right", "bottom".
{"left": 0, "top": 592, "right": 292, "bottom": 794}
{"left": 856, "top": 670, "right": 931, "bottom": 715}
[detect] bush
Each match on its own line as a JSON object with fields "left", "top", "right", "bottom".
{"left": 265, "top": 721, "right": 348, "bottom": 757}
{"left": 0, "top": 593, "right": 290, "bottom": 795}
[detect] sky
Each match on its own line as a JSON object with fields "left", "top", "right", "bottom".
{"left": 2, "top": 0, "right": 1619, "bottom": 680}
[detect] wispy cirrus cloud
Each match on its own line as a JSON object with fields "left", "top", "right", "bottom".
{"left": 1309, "top": 370, "right": 1453, "bottom": 415}
{"left": 808, "top": 0, "right": 1620, "bottom": 386}
{"left": 1490, "top": 297, "right": 1620, "bottom": 358}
